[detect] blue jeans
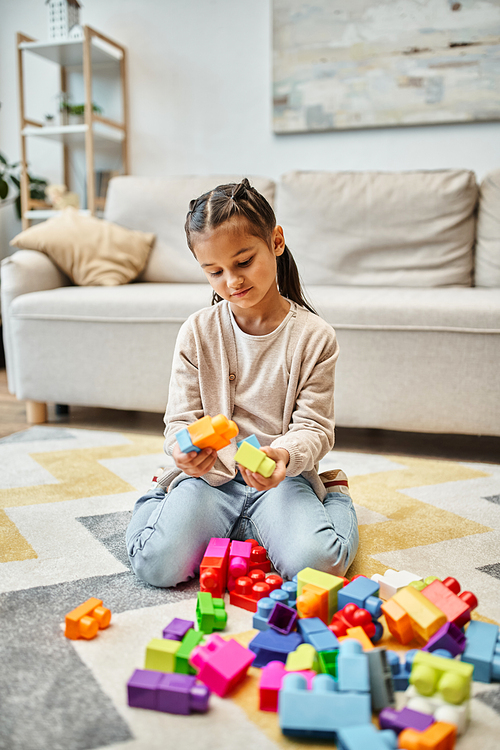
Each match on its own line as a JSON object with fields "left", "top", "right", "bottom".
{"left": 126, "top": 473, "right": 359, "bottom": 588}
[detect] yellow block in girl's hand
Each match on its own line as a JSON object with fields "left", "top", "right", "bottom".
{"left": 234, "top": 441, "right": 276, "bottom": 478}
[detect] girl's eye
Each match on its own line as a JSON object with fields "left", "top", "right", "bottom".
{"left": 238, "top": 257, "right": 253, "bottom": 267}
{"left": 209, "top": 270, "right": 223, "bottom": 277}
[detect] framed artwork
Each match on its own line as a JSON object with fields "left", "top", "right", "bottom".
{"left": 273, "top": 0, "right": 500, "bottom": 133}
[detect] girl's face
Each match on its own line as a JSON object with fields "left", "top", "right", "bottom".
{"left": 192, "top": 219, "right": 285, "bottom": 312}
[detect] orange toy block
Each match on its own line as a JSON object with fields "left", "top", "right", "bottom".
{"left": 65, "top": 598, "right": 111, "bottom": 640}
{"left": 187, "top": 414, "right": 238, "bottom": 451}
{"left": 340, "top": 626, "right": 375, "bottom": 651}
{"left": 296, "top": 582, "right": 330, "bottom": 624}
{"left": 382, "top": 598, "right": 414, "bottom": 645}
{"left": 398, "top": 720, "right": 456, "bottom": 750}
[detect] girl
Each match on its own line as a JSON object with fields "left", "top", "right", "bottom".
{"left": 126, "top": 178, "right": 358, "bottom": 588}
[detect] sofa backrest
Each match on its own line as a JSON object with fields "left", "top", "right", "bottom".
{"left": 275, "top": 170, "right": 478, "bottom": 287}
{"left": 475, "top": 169, "right": 500, "bottom": 287}
{"left": 105, "top": 175, "right": 276, "bottom": 283}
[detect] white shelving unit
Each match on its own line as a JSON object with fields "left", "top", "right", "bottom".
{"left": 17, "top": 27, "right": 129, "bottom": 229}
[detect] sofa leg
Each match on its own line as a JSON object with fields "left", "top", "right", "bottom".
{"left": 26, "top": 400, "right": 48, "bottom": 424}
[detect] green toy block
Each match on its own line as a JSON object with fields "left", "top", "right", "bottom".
{"left": 285, "top": 643, "right": 319, "bottom": 672}
{"left": 297, "top": 567, "right": 344, "bottom": 623}
{"left": 410, "top": 650, "right": 474, "bottom": 705}
{"left": 318, "top": 649, "right": 338, "bottom": 678}
{"left": 196, "top": 591, "right": 227, "bottom": 634}
{"left": 175, "top": 629, "right": 205, "bottom": 674}
{"left": 144, "top": 637, "right": 181, "bottom": 673}
{"left": 234, "top": 441, "right": 276, "bottom": 478}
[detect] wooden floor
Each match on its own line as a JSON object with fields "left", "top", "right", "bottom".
{"left": 1, "top": 368, "right": 499, "bottom": 463}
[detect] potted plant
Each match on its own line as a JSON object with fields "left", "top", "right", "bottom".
{"left": 59, "top": 94, "right": 104, "bottom": 125}
{"left": 0, "top": 152, "right": 49, "bottom": 220}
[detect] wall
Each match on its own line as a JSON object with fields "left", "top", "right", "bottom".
{"left": 1, "top": 0, "right": 499, "bottom": 252}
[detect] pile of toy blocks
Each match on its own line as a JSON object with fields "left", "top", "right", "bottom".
{"left": 122, "top": 537, "right": 500, "bottom": 748}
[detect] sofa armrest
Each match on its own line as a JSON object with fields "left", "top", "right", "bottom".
{"left": 1, "top": 250, "right": 71, "bottom": 393}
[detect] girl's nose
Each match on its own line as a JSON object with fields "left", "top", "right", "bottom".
{"left": 228, "top": 273, "right": 244, "bottom": 288}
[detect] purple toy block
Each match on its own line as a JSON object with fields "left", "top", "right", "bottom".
{"left": 162, "top": 617, "right": 195, "bottom": 641}
{"left": 379, "top": 706, "right": 435, "bottom": 734}
{"left": 157, "top": 673, "right": 210, "bottom": 714}
{"left": 268, "top": 602, "right": 298, "bottom": 635}
{"left": 127, "top": 669, "right": 163, "bottom": 710}
{"left": 422, "top": 621, "right": 466, "bottom": 657}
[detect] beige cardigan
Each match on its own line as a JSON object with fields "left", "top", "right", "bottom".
{"left": 159, "top": 300, "right": 339, "bottom": 500}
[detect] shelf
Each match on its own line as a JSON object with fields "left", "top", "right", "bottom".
{"left": 19, "top": 36, "right": 122, "bottom": 66}
{"left": 24, "top": 209, "right": 92, "bottom": 220}
{"left": 22, "top": 122, "right": 125, "bottom": 145}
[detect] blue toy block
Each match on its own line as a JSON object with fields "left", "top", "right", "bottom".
{"left": 337, "top": 725, "right": 398, "bottom": 750}
{"left": 337, "top": 577, "right": 383, "bottom": 619}
{"left": 297, "top": 617, "right": 339, "bottom": 652}
{"left": 367, "top": 648, "right": 395, "bottom": 712}
{"left": 176, "top": 427, "right": 200, "bottom": 454}
{"left": 249, "top": 629, "right": 303, "bottom": 668}
{"left": 386, "top": 649, "right": 417, "bottom": 691}
{"left": 278, "top": 673, "right": 371, "bottom": 739}
{"left": 252, "top": 597, "right": 275, "bottom": 631}
{"left": 270, "top": 589, "right": 289, "bottom": 605}
{"left": 281, "top": 580, "right": 297, "bottom": 607}
{"left": 337, "top": 639, "right": 370, "bottom": 693}
{"left": 461, "top": 619, "right": 500, "bottom": 683}
{"left": 236, "top": 433, "right": 261, "bottom": 450}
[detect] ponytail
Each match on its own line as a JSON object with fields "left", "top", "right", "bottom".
{"left": 277, "top": 245, "right": 317, "bottom": 314}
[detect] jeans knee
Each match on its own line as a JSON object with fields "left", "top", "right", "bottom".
{"left": 276, "top": 531, "right": 357, "bottom": 581}
{"left": 128, "top": 546, "right": 189, "bottom": 588}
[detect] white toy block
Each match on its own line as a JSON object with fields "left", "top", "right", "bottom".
{"left": 400, "top": 684, "right": 469, "bottom": 736}
{"left": 371, "top": 570, "right": 422, "bottom": 600}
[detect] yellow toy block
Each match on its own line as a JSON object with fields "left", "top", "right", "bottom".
{"left": 296, "top": 568, "right": 344, "bottom": 624}
{"left": 392, "top": 586, "right": 447, "bottom": 645}
{"left": 188, "top": 414, "right": 239, "bottom": 451}
{"left": 410, "top": 650, "right": 473, "bottom": 705}
{"left": 234, "top": 441, "right": 276, "bottom": 478}
{"left": 145, "top": 638, "right": 181, "bottom": 673}
{"left": 342, "top": 626, "right": 375, "bottom": 651}
{"left": 285, "top": 643, "right": 319, "bottom": 672}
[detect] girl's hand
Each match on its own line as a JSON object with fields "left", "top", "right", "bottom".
{"left": 172, "top": 442, "right": 217, "bottom": 478}
{"left": 238, "top": 446, "right": 289, "bottom": 491}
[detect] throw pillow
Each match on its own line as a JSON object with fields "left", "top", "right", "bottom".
{"left": 10, "top": 207, "right": 155, "bottom": 286}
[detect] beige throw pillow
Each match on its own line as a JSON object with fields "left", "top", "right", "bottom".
{"left": 475, "top": 170, "right": 500, "bottom": 287}
{"left": 10, "top": 207, "right": 155, "bottom": 286}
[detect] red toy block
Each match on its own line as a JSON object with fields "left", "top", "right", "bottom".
{"left": 265, "top": 573, "right": 284, "bottom": 592}
{"left": 65, "top": 597, "right": 111, "bottom": 640}
{"left": 249, "top": 544, "right": 271, "bottom": 573}
{"left": 398, "top": 720, "right": 456, "bottom": 750}
{"left": 421, "top": 578, "right": 478, "bottom": 629}
{"left": 189, "top": 634, "right": 255, "bottom": 696}
{"left": 329, "top": 603, "right": 377, "bottom": 640}
{"left": 199, "top": 538, "right": 231, "bottom": 599}
{"left": 228, "top": 540, "right": 253, "bottom": 590}
{"left": 187, "top": 414, "right": 239, "bottom": 452}
{"left": 229, "top": 575, "right": 272, "bottom": 612}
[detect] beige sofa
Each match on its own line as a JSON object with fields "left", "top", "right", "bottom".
{"left": 2, "top": 169, "right": 499, "bottom": 436}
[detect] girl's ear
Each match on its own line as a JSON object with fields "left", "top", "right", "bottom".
{"left": 273, "top": 225, "right": 286, "bottom": 257}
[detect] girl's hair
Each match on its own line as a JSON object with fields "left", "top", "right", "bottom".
{"left": 185, "top": 177, "right": 317, "bottom": 314}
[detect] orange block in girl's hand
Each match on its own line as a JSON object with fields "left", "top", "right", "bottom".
{"left": 65, "top": 598, "right": 112, "bottom": 640}
{"left": 187, "top": 414, "right": 239, "bottom": 451}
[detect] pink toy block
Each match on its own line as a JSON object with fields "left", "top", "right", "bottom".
{"left": 189, "top": 634, "right": 255, "bottom": 697}
{"left": 259, "top": 660, "right": 316, "bottom": 711}
{"left": 228, "top": 540, "right": 253, "bottom": 591}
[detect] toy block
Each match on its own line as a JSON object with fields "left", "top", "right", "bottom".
{"left": 337, "top": 725, "right": 398, "bottom": 750}
{"left": 237, "top": 433, "right": 260, "bottom": 450}
{"left": 249, "top": 629, "right": 303, "bottom": 667}
{"left": 265, "top": 573, "right": 284, "bottom": 591}
{"left": 296, "top": 567, "right": 344, "bottom": 624}
{"left": 127, "top": 669, "right": 210, "bottom": 714}
{"left": 387, "top": 586, "right": 447, "bottom": 645}
{"left": 371, "top": 570, "right": 423, "bottom": 600}
{"left": 422, "top": 622, "right": 466, "bottom": 657}
{"left": 380, "top": 707, "right": 435, "bottom": 734}
{"left": 278, "top": 673, "right": 371, "bottom": 739}
{"left": 175, "top": 629, "right": 204, "bottom": 674}
{"left": 229, "top": 575, "right": 271, "bottom": 612}
{"left": 297, "top": 617, "right": 339, "bottom": 652}
{"left": 189, "top": 634, "right": 255, "bottom": 696}
{"left": 337, "top": 576, "right": 383, "bottom": 619}
{"left": 234, "top": 440, "right": 276, "bottom": 478}
{"left": 382, "top": 598, "right": 414, "bottom": 645}
{"left": 227, "top": 540, "right": 252, "bottom": 589}
{"left": 386, "top": 650, "right": 417, "bottom": 691}
{"left": 461, "top": 619, "right": 500, "bottom": 682}
{"left": 253, "top": 597, "right": 275, "bottom": 631}
{"left": 196, "top": 591, "right": 227, "bottom": 633}
{"left": 64, "top": 597, "right": 111, "bottom": 640}
{"left": 318, "top": 649, "right": 338, "bottom": 677}
{"left": 127, "top": 668, "right": 164, "bottom": 710}
{"left": 199, "top": 537, "right": 231, "bottom": 598}
{"left": 401, "top": 685, "right": 470, "bottom": 736}
{"left": 175, "top": 427, "right": 200, "bottom": 454}
{"left": 145, "top": 638, "right": 181, "bottom": 673}
{"left": 329, "top": 602, "right": 382, "bottom": 642}
{"left": 337, "top": 639, "right": 370, "bottom": 693}
{"left": 187, "top": 413, "right": 239, "bottom": 451}
{"left": 249, "top": 543, "right": 271, "bottom": 573}
{"left": 408, "top": 576, "right": 441, "bottom": 592}
{"left": 398, "top": 721, "right": 456, "bottom": 750}
{"left": 285, "top": 643, "right": 319, "bottom": 672}
{"left": 421, "top": 577, "right": 478, "bottom": 629}
{"left": 410, "top": 650, "right": 473, "bottom": 705}
{"left": 280, "top": 580, "right": 298, "bottom": 607}
{"left": 341, "top": 626, "right": 375, "bottom": 651}
{"left": 268, "top": 601, "right": 298, "bottom": 635}
{"left": 367, "top": 648, "right": 395, "bottom": 711}
{"left": 259, "top": 661, "right": 316, "bottom": 711}
{"left": 162, "top": 618, "right": 194, "bottom": 641}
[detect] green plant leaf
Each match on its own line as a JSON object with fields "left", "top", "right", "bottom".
{"left": 0, "top": 153, "right": 8, "bottom": 165}
{"left": 0, "top": 178, "right": 9, "bottom": 200}
{"left": 10, "top": 175, "right": 20, "bottom": 189}
{"left": 15, "top": 194, "right": 21, "bottom": 220}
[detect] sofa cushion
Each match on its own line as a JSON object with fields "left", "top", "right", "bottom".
{"left": 276, "top": 170, "right": 478, "bottom": 288}
{"left": 475, "top": 169, "right": 500, "bottom": 287}
{"left": 9, "top": 208, "right": 155, "bottom": 286}
{"left": 104, "top": 175, "right": 276, "bottom": 284}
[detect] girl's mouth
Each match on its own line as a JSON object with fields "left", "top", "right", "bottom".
{"left": 232, "top": 287, "right": 252, "bottom": 298}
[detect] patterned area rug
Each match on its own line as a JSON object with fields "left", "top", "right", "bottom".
{"left": 1, "top": 426, "right": 500, "bottom": 750}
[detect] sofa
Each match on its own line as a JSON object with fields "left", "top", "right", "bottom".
{"left": 2, "top": 169, "right": 500, "bottom": 436}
